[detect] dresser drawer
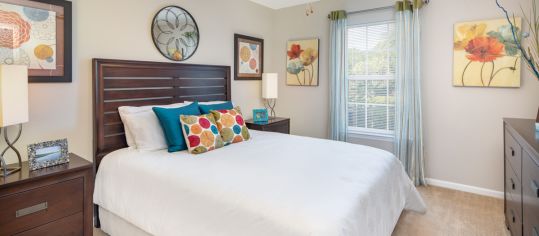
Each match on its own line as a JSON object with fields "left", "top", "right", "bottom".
{"left": 0, "top": 178, "right": 84, "bottom": 235}
{"left": 507, "top": 198, "right": 523, "bottom": 236}
{"left": 507, "top": 158, "right": 522, "bottom": 203}
{"left": 15, "top": 212, "right": 83, "bottom": 236}
{"left": 523, "top": 150, "right": 539, "bottom": 236}
{"left": 506, "top": 129, "right": 523, "bottom": 176}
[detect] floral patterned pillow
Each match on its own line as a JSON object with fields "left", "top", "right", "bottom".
{"left": 210, "top": 107, "right": 250, "bottom": 145}
{"left": 179, "top": 114, "right": 224, "bottom": 154}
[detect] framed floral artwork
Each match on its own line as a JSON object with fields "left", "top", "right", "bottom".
{"left": 453, "top": 18, "right": 521, "bottom": 87}
{"left": 286, "top": 38, "right": 319, "bottom": 86}
{"left": 234, "top": 34, "right": 263, "bottom": 80}
{"left": 0, "top": 0, "right": 72, "bottom": 83}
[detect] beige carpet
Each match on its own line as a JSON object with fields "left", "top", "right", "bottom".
{"left": 94, "top": 186, "right": 509, "bottom": 236}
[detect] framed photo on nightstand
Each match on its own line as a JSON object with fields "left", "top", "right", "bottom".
{"left": 28, "top": 138, "right": 69, "bottom": 171}
{"left": 253, "top": 108, "right": 269, "bottom": 123}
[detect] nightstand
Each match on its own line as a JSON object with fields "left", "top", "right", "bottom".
{"left": 0, "top": 153, "right": 93, "bottom": 236}
{"left": 246, "top": 117, "right": 290, "bottom": 134}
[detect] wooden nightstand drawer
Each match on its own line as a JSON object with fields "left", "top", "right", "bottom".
{"left": 15, "top": 212, "right": 83, "bottom": 236}
{"left": 0, "top": 178, "right": 84, "bottom": 235}
{"left": 246, "top": 117, "right": 290, "bottom": 134}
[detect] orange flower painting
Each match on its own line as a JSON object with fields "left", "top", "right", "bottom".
{"left": 453, "top": 18, "right": 522, "bottom": 87}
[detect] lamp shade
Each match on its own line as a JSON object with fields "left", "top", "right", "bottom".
{"left": 262, "top": 73, "right": 278, "bottom": 99}
{"left": 0, "top": 65, "right": 28, "bottom": 127}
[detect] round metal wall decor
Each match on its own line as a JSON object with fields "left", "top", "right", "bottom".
{"left": 151, "top": 6, "right": 199, "bottom": 61}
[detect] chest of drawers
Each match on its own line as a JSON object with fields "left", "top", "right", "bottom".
{"left": 504, "top": 118, "right": 539, "bottom": 236}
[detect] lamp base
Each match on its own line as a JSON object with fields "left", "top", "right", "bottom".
{"left": 0, "top": 166, "right": 21, "bottom": 177}
{"left": 0, "top": 124, "right": 23, "bottom": 177}
{"left": 265, "top": 99, "right": 277, "bottom": 118}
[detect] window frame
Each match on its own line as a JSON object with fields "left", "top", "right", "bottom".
{"left": 346, "top": 20, "right": 396, "bottom": 138}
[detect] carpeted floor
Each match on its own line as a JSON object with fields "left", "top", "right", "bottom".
{"left": 94, "top": 186, "right": 509, "bottom": 236}
{"left": 392, "top": 186, "right": 509, "bottom": 236}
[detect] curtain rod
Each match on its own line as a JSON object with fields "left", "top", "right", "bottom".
{"left": 327, "top": 0, "right": 430, "bottom": 19}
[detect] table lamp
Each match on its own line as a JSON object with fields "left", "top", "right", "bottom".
{"left": 262, "top": 73, "right": 278, "bottom": 118}
{"left": 0, "top": 65, "right": 28, "bottom": 177}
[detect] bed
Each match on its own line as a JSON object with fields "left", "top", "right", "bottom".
{"left": 92, "top": 59, "right": 426, "bottom": 236}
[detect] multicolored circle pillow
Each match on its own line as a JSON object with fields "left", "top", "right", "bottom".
{"left": 210, "top": 107, "right": 250, "bottom": 145}
{"left": 179, "top": 114, "right": 224, "bottom": 154}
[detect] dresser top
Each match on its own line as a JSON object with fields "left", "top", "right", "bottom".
{"left": 504, "top": 118, "right": 539, "bottom": 157}
{"left": 0, "top": 153, "right": 92, "bottom": 188}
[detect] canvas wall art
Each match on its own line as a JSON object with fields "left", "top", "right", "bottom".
{"left": 286, "top": 38, "right": 319, "bottom": 86}
{"left": 0, "top": 0, "right": 71, "bottom": 82}
{"left": 453, "top": 18, "right": 522, "bottom": 87}
{"left": 234, "top": 34, "right": 263, "bottom": 80}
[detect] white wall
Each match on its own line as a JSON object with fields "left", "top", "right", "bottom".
{"left": 273, "top": 0, "right": 539, "bottom": 192}
{"left": 2, "top": 0, "right": 275, "bottom": 164}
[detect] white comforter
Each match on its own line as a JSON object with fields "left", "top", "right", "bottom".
{"left": 94, "top": 130, "right": 426, "bottom": 236}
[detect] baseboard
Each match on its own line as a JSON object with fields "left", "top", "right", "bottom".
{"left": 425, "top": 178, "right": 504, "bottom": 199}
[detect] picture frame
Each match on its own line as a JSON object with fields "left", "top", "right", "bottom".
{"left": 253, "top": 108, "right": 269, "bottom": 123}
{"left": 28, "top": 138, "right": 69, "bottom": 171}
{"left": 0, "top": 0, "right": 72, "bottom": 83}
{"left": 234, "top": 34, "right": 263, "bottom": 80}
{"left": 453, "top": 18, "right": 521, "bottom": 87}
{"left": 286, "top": 38, "right": 320, "bottom": 86}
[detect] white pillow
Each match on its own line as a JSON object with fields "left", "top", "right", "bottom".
{"left": 118, "top": 103, "right": 186, "bottom": 149}
{"left": 123, "top": 111, "right": 168, "bottom": 151}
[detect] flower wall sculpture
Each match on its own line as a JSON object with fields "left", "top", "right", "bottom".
{"left": 453, "top": 18, "right": 522, "bottom": 87}
{"left": 286, "top": 39, "right": 319, "bottom": 86}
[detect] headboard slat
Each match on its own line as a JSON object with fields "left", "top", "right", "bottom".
{"left": 103, "top": 98, "right": 176, "bottom": 113}
{"left": 94, "top": 59, "right": 231, "bottom": 170}
{"left": 104, "top": 78, "right": 174, "bottom": 88}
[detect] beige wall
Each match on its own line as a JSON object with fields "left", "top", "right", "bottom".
{"left": 2, "top": 0, "right": 275, "bottom": 164}
{"left": 273, "top": 0, "right": 539, "bottom": 192}
{"left": 4, "top": 0, "right": 538, "bottom": 193}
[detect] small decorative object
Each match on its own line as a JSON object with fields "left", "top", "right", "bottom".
{"left": 234, "top": 34, "right": 263, "bottom": 80}
{"left": 28, "top": 138, "right": 69, "bottom": 171}
{"left": 0, "top": 0, "right": 72, "bottom": 83}
{"left": 152, "top": 6, "right": 199, "bottom": 61}
{"left": 453, "top": 18, "right": 522, "bottom": 87}
{"left": 496, "top": 0, "right": 539, "bottom": 81}
{"left": 253, "top": 108, "right": 269, "bottom": 123}
{"left": 286, "top": 38, "right": 319, "bottom": 86}
{"left": 0, "top": 65, "right": 28, "bottom": 177}
{"left": 262, "top": 73, "right": 278, "bottom": 117}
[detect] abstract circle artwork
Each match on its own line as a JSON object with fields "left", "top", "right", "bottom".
{"left": 151, "top": 6, "right": 199, "bottom": 61}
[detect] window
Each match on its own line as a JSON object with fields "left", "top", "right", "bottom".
{"left": 347, "top": 18, "right": 396, "bottom": 137}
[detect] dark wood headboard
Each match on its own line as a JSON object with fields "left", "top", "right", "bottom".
{"left": 92, "top": 59, "right": 231, "bottom": 170}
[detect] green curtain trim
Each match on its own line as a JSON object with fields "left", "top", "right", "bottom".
{"left": 329, "top": 10, "right": 347, "bottom": 20}
{"left": 395, "top": 0, "right": 424, "bottom": 11}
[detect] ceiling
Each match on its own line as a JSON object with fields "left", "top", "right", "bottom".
{"left": 248, "top": 0, "right": 320, "bottom": 10}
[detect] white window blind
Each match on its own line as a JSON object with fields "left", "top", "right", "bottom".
{"left": 347, "top": 14, "right": 396, "bottom": 136}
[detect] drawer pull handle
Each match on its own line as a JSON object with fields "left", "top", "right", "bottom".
{"left": 533, "top": 227, "right": 539, "bottom": 236}
{"left": 511, "top": 178, "right": 515, "bottom": 190}
{"left": 510, "top": 209, "right": 516, "bottom": 223}
{"left": 532, "top": 180, "right": 539, "bottom": 198}
{"left": 16, "top": 202, "right": 48, "bottom": 218}
{"left": 510, "top": 147, "right": 515, "bottom": 156}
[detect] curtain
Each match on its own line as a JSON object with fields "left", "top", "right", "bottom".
{"left": 394, "top": 0, "right": 426, "bottom": 186}
{"left": 329, "top": 10, "right": 348, "bottom": 142}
